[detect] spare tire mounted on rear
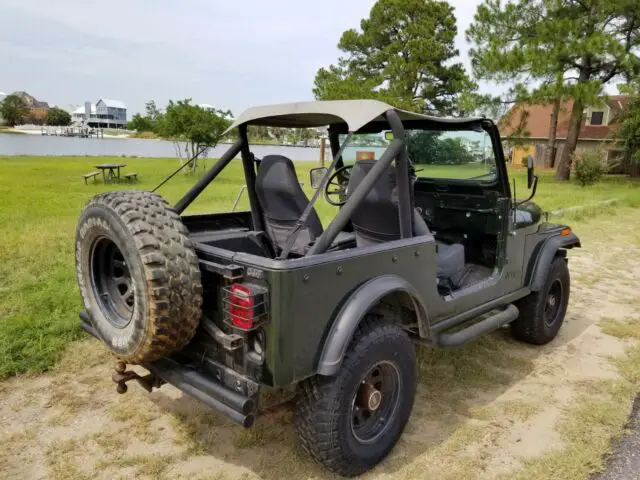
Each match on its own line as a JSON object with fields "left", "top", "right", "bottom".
{"left": 75, "top": 190, "right": 202, "bottom": 364}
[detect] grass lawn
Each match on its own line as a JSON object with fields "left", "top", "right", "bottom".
{"left": 0, "top": 155, "right": 639, "bottom": 379}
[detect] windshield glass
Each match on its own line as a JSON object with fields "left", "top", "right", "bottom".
{"left": 339, "top": 128, "right": 497, "bottom": 182}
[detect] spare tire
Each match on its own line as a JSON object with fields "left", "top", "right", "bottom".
{"left": 75, "top": 190, "right": 202, "bottom": 364}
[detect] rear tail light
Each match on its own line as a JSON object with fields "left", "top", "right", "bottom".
{"left": 223, "top": 283, "right": 268, "bottom": 330}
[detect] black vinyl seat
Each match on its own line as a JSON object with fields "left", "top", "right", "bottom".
{"left": 255, "top": 155, "right": 354, "bottom": 256}
{"left": 347, "top": 160, "right": 466, "bottom": 287}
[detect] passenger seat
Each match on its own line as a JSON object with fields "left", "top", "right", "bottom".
{"left": 347, "top": 160, "right": 466, "bottom": 288}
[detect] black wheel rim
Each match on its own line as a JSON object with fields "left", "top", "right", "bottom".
{"left": 544, "top": 279, "right": 562, "bottom": 327}
{"left": 90, "top": 237, "right": 134, "bottom": 328}
{"left": 350, "top": 361, "right": 401, "bottom": 444}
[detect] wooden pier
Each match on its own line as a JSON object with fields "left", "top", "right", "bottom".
{"left": 41, "top": 126, "right": 104, "bottom": 138}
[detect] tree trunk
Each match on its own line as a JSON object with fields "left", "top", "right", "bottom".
{"left": 555, "top": 97, "right": 584, "bottom": 181}
{"left": 544, "top": 96, "right": 561, "bottom": 168}
{"left": 630, "top": 152, "right": 640, "bottom": 178}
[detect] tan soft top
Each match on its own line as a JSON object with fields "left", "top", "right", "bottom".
{"left": 223, "top": 99, "right": 482, "bottom": 134}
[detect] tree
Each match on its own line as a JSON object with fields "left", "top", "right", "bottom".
{"left": 313, "top": 0, "right": 476, "bottom": 115}
{"left": 406, "top": 131, "right": 475, "bottom": 164}
{"left": 0, "top": 94, "right": 29, "bottom": 127}
{"left": 145, "top": 100, "right": 162, "bottom": 121}
{"left": 618, "top": 84, "right": 640, "bottom": 176}
{"left": 127, "top": 113, "right": 155, "bottom": 132}
{"left": 127, "top": 100, "right": 163, "bottom": 132}
{"left": 467, "top": 0, "right": 640, "bottom": 181}
{"left": 45, "top": 107, "right": 71, "bottom": 126}
{"left": 247, "top": 125, "right": 272, "bottom": 143}
{"left": 155, "top": 99, "right": 232, "bottom": 173}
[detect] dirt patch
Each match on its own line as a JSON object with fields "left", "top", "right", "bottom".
{"left": 2, "top": 210, "right": 640, "bottom": 480}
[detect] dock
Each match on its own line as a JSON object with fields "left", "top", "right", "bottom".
{"left": 41, "top": 125, "right": 104, "bottom": 138}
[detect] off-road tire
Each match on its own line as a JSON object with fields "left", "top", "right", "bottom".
{"left": 512, "top": 255, "right": 570, "bottom": 345}
{"left": 75, "top": 190, "right": 202, "bottom": 363}
{"left": 295, "top": 318, "right": 416, "bottom": 477}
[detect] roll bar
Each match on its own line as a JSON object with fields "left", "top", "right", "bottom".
{"left": 174, "top": 138, "right": 243, "bottom": 214}
{"left": 174, "top": 109, "right": 414, "bottom": 257}
{"left": 308, "top": 110, "right": 412, "bottom": 255}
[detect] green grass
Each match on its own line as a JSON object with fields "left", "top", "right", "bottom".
{"left": 0, "top": 155, "right": 325, "bottom": 378}
{"left": 127, "top": 130, "right": 159, "bottom": 139}
{"left": 0, "top": 155, "right": 638, "bottom": 378}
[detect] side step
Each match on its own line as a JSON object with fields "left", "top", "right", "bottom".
{"left": 434, "top": 304, "right": 519, "bottom": 347}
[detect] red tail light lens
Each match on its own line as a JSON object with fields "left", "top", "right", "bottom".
{"left": 228, "top": 284, "right": 254, "bottom": 329}
{"left": 224, "top": 283, "right": 268, "bottom": 330}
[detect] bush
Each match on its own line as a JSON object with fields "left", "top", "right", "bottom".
{"left": 573, "top": 149, "right": 607, "bottom": 186}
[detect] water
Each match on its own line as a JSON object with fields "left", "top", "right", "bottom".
{"left": 0, "top": 134, "right": 387, "bottom": 162}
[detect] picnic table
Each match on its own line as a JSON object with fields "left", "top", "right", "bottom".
{"left": 95, "top": 163, "right": 127, "bottom": 184}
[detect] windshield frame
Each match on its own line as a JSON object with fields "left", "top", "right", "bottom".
{"left": 328, "top": 119, "right": 510, "bottom": 196}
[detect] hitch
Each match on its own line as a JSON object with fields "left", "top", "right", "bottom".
{"left": 112, "top": 361, "right": 163, "bottom": 394}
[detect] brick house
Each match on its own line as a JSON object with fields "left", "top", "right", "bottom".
{"left": 499, "top": 96, "right": 630, "bottom": 172}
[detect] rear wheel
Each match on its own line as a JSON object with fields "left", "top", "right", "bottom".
{"left": 75, "top": 190, "right": 202, "bottom": 363}
{"left": 295, "top": 318, "right": 416, "bottom": 477}
{"left": 512, "top": 256, "right": 570, "bottom": 345}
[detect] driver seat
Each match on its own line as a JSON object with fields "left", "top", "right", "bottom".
{"left": 254, "top": 155, "right": 354, "bottom": 256}
{"left": 347, "top": 160, "right": 466, "bottom": 288}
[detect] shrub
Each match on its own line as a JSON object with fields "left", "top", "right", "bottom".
{"left": 573, "top": 149, "right": 607, "bottom": 186}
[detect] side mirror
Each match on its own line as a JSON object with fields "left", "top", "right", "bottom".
{"left": 527, "top": 154, "right": 535, "bottom": 189}
{"left": 310, "top": 167, "right": 327, "bottom": 189}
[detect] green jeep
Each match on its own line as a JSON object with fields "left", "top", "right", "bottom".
{"left": 75, "top": 100, "right": 580, "bottom": 476}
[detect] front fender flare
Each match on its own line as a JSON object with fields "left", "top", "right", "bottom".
{"left": 316, "top": 274, "right": 428, "bottom": 376}
{"left": 529, "top": 231, "right": 581, "bottom": 291}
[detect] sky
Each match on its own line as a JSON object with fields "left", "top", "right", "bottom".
{"left": 0, "top": 0, "right": 488, "bottom": 116}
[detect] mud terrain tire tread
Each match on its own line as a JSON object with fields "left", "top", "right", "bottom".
{"left": 75, "top": 190, "right": 202, "bottom": 363}
{"left": 512, "top": 255, "right": 570, "bottom": 345}
{"left": 295, "top": 317, "right": 416, "bottom": 477}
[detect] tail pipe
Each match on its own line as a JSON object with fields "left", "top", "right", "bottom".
{"left": 79, "top": 311, "right": 256, "bottom": 428}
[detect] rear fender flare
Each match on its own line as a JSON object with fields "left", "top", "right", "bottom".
{"left": 316, "top": 275, "right": 428, "bottom": 376}
{"left": 529, "top": 232, "right": 580, "bottom": 291}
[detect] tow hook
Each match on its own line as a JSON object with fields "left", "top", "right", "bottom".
{"left": 112, "top": 361, "right": 162, "bottom": 394}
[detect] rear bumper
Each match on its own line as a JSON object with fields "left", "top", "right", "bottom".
{"left": 79, "top": 311, "right": 257, "bottom": 428}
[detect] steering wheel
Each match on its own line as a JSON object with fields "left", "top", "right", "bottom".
{"left": 324, "top": 165, "right": 353, "bottom": 206}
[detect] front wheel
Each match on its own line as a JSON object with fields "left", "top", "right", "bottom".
{"left": 512, "top": 255, "right": 570, "bottom": 345}
{"left": 295, "top": 318, "right": 416, "bottom": 477}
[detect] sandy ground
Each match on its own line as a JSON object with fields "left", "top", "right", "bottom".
{"left": 2, "top": 211, "right": 640, "bottom": 480}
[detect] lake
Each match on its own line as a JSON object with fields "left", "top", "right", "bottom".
{"left": 0, "top": 134, "right": 387, "bottom": 162}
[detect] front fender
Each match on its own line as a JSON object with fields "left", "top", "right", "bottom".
{"left": 528, "top": 230, "right": 581, "bottom": 291}
{"left": 316, "top": 274, "right": 428, "bottom": 376}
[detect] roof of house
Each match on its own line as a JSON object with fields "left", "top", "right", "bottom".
{"left": 14, "top": 91, "right": 49, "bottom": 109}
{"left": 97, "top": 99, "right": 127, "bottom": 109}
{"left": 224, "top": 99, "right": 483, "bottom": 134}
{"left": 499, "top": 95, "right": 630, "bottom": 141}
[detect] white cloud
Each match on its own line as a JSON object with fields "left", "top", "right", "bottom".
{"left": 0, "top": 0, "right": 496, "bottom": 115}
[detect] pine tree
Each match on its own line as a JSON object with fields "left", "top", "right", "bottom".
{"left": 314, "top": 0, "right": 476, "bottom": 115}
{"left": 468, "top": 0, "right": 640, "bottom": 180}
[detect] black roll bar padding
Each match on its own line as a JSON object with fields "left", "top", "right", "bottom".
{"left": 174, "top": 138, "right": 243, "bottom": 214}
{"left": 239, "top": 125, "right": 264, "bottom": 231}
{"left": 384, "top": 110, "right": 412, "bottom": 239}
{"left": 328, "top": 127, "right": 345, "bottom": 174}
{"left": 307, "top": 139, "right": 404, "bottom": 256}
